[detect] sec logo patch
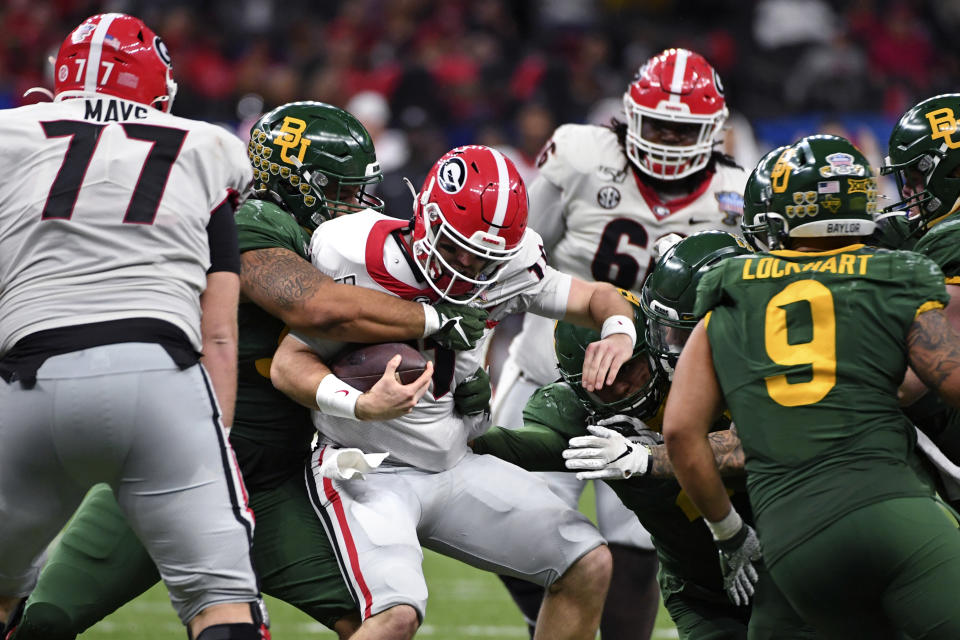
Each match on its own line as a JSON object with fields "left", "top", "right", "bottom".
{"left": 597, "top": 186, "right": 621, "bottom": 209}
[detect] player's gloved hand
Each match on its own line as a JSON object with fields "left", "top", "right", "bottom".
{"left": 454, "top": 367, "right": 491, "bottom": 416}
{"left": 427, "top": 303, "right": 489, "bottom": 351}
{"left": 563, "top": 424, "right": 651, "bottom": 480}
{"left": 318, "top": 447, "right": 389, "bottom": 481}
{"left": 708, "top": 510, "right": 762, "bottom": 607}
{"left": 594, "top": 414, "right": 663, "bottom": 444}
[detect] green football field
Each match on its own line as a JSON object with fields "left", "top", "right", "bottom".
{"left": 72, "top": 484, "right": 680, "bottom": 639}
{"left": 76, "top": 550, "right": 679, "bottom": 639}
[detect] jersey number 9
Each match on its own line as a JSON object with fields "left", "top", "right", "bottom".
{"left": 763, "top": 280, "right": 837, "bottom": 406}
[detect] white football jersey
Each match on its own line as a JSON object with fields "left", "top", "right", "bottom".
{"left": 0, "top": 95, "right": 251, "bottom": 353}
{"left": 295, "top": 210, "right": 572, "bottom": 471}
{"left": 509, "top": 123, "right": 746, "bottom": 385}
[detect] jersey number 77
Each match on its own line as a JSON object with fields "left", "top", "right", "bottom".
{"left": 41, "top": 120, "right": 186, "bottom": 224}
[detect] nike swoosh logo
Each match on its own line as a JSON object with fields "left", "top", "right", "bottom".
{"left": 612, "top": 445, "right": 633, "bottom": 462}
{"left": 336, "top": 389, "right": 349, "bottom": 396}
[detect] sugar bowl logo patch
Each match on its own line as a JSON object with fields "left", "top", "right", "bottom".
{"left": 714, "top": 191, "right": 743, "bottom": 226}
{"left": 438, "top": 157, "right": 468, "bottom": 193}
{"left": 819, "top": 152, "right": 866, "bottom": 178}
{"left": 597, "top": 186, "right": 621, "bottom": 209}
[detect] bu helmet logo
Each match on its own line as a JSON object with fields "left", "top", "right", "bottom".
{"left": 770, "top": 148, "right": 795, "bottom": 193}
{"left": 276, "top": 116, "right": 311, "bottom": 164}
{"left": 437, "top": 157, "right": 467, "bottom": 193}
{"left": 926, "top": 107, "right": 960, "bottom": 149}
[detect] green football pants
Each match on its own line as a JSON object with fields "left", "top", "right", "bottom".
{"left": 663, "top": 562, "right": 818, "bottom": 640}
{"left": 14, "top": 472, "right": 356, "bottom": 638}
{"left": 769, "top": 496, "right": 960, "bottom": 640}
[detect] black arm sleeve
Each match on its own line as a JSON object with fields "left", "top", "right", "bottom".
{"left": 207, "top": 199, "right": 241, "bottom": 274}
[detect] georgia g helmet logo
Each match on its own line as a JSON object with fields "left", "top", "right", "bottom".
{"left": 437, "top": 157, "right": 467, "bottom": 194}
{"left": 154, "top": 36, "right": 172, "bottom": 68}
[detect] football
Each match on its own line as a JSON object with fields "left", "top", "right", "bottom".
{"left": 330, "top": 342, "right": 428, "bottom": 392}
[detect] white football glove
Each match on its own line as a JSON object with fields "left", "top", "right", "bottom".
{"left": 318, "top": 448, "right": 389, "bottom": 480}
{"left": 563, "top": 424, "right": 651, "bottom": 480}
{"left": 594, "top": 414, "right": 663, "bottom": 444}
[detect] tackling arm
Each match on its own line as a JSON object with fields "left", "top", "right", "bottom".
{"left": 241, "top": 247, "right": 428, "bottom": 342}
{"left": 899, "top": 284, "right": 960, "bottom": 405}
{"left": 907, "top": 307, "right": 960, "bottom": 408}
{"left": 648, "top": 428, "right": 744, "bottom": 479}
{"left": 200, "top": 271, "right": 240, "bottom": 428}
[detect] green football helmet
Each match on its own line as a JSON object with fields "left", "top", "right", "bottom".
{"left": 640, "top": 230, "right": 752, "bottom": 377}
{"left": 881, "top": 93, "right": 960, "bottom": 234}
{"left": 554, "top": 295, "right": 666, "bottom": 421}
{"left": 248, "top": 101, "right": 384, "bottom": 231}
{"left": 740, "top": 145, "right": 789, "bottom": 250}
{"left": 745, "top": 135, "right": 878, "bottom": 250}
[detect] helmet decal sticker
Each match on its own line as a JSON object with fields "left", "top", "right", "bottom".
{"left": 154, "top": 36, "right": 172, "bottom": 67}
{"left": 437, "top": 157, "right": 468, "bottom": 194}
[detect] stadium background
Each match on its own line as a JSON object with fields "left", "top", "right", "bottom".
{"left": 3, "top": 0, "right": 958, "bottom": 637}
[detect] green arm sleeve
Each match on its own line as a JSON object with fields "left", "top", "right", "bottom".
{"left": 471, "top": 423, "right": 570, "bottom": 472}
{"left": 472, "top": 382, "right": 590, "bottom": 472}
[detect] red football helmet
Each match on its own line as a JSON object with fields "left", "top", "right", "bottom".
{"left": 412, "top": 145, "right": 528, "bottom": 304}
{"left": 53, "top": 13, "right": 177, "bottom": 112}
{"left": 623, "top": 48, "right": 728, "bottom": 180}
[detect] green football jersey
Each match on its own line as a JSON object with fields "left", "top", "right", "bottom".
{"left": 914, "top": 215, "right": 960, "bottom": 282}
{"left": 695, "top": 244, "right": 949, "bottom": 566}
{"left": 472, "top": 382, "right": 751, "bottom": 597}
{"left": 232, "top": 198, "right": 316, "bottom": 490}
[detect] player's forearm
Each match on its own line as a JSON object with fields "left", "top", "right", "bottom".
{"left": 202, "top": 339, "right": 238, "bottom": 428}
{"left": 648, "top": 429, "right": 744, "bottom": 478}
{"left": 662, "top": 322, "right": 731, "bottom": 521}
{"left": 908, "top": 308, "right": 960, "bottom": 408}
{"left": 563, "top": 280, "right": 633, "bottom": 330}
{"left": 200, "top": 272, "right": 240, "bottom": 427}
{"left": 241, "top": 247, "right": 428, "bottom": 342}
{"left": 270, "top": 336, "right": 332, "bottom": 410}
{"left": 664, "top": 428, "right": 733, "bottom": 522}
{"left": 470, "top": 424, "right": 569, "bottom": 471}
{"left": 299, "top": 286, "right": 427, "bottom": 342}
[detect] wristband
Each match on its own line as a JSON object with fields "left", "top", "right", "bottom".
{"left": 600, "top": 314, "right": 637, "bottom": 348}
{"left": 315, "top": 374, "right": 362, "bottom": 419}
{"left": 422, "top": 303, "right": 440, "bottom": 338}
{"left": 706, "top": 507, "right": 743, "bottom": 541}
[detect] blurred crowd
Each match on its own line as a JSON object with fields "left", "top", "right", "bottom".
{"left": 2, "top": 0, "right": 958, "bottom": 211}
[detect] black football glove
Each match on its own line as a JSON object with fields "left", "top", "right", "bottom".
{"left": 454, "top": 367, "right": 491, "bottom": 416}
{"left": 430, "top": 303, "right": 488, "bottom": 351}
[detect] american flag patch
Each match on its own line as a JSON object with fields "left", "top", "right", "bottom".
{"left": 818, "top": 181, "right": 840, "bottom": 194}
